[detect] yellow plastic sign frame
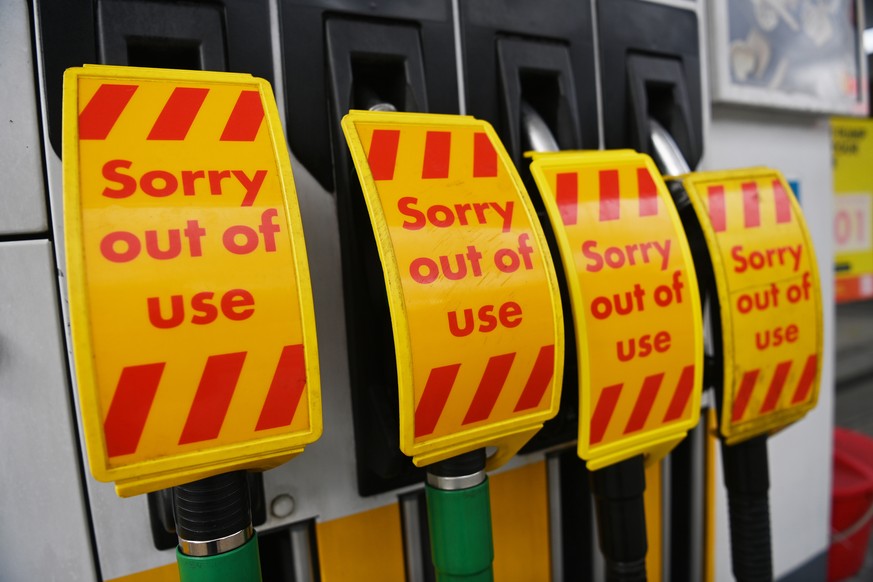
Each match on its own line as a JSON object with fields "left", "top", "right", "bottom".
{"left": 341, "top": 110, "right": 564, "bottom": 470}
{"left": 63, "top": 65, "right": 321, "bottom": 495}
{"left": 677, "top": 168, "right": 823, "bottom": 444}
{"left": 529, "top": 150, "right": 703, "bottom": 470}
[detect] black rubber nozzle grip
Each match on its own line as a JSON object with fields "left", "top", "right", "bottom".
{"left": 721, "top": 436, "right": 773, "bottom": 582}
{"left": 591, "top": 456, "right": 648, "bottom": 582}
{"left": 173, "top": 471, "right": 252, "bottom": 542}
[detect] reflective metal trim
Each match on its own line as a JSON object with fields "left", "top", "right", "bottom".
{"left": 178, "top": 524, "right": 253, "bottom": 557}
{"left": 649, "top": 119, "right": 691, "bottom": 176}
{"left": 426, "top": 470, "right": 486, "bottom": 491}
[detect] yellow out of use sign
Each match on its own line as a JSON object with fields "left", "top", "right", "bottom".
{"left": 341, "top": 111, "right": 563, "bottom": 469}
{"left": 677, "top": 168, "right": 822, "bottom": 444}
{"left": 63, "top": 66, "right": 321, "bottom": 496}
{"left": 529, "top": 150, "right": 703, "bottom": 470}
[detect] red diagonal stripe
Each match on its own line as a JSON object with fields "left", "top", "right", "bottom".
{"left": 555, "top": 172, "right": 578, "bottom": 226}
{"left": 514, "top": 345, "right": 556, "bottom": 412}
{"left": 463, "top": 353, "right": 516, "bottom": 425}
{"left": 415, "top": 364, "right": 460, "bottom": 438}
{"left": 422, "top": 131, "right": 451, "bottom": 179}
{"left": 179, "top": 352, "right": 247, "bottom": 445}
{"left": 791, "top": 355, "right": 818, "bottom": 404}
{"left": 591, "top": 384, "right": 622, "bottom": 445}
{"left": 104, "top": 363, "right": 164, "bottom": 457}
{"left": 147, "top": 87, "right": 209, "bottom": 140}
{"left": 599, "top": 169, "right": 620, "bottom": 221}
{"left": 742, "top": 182, "right": 761, "bottom": 228}
{"left": 256, "top": 345, "right": 307, "bottom": 431}
{"left": 637, "top": 167, "right": 658, "bottom": 217}
{"left": 624, "top": 372, "right": 664, "bottom": 434}
{"left": 367, "top": 129, "right": 401, "bottom": 180}
{"left": 760, "top": 360, "right": 792, "bottom": 413}
{"left": 220, "top": 91, "right": 264, "bottom": 141}
{"left": 707, "top": 185, "right": 727, "bottom": 232}
{"left": 78, "top": 84, "right": 138, "bottom": 140}
{"left": 663, "top": 365, "right": 695, "bottom": 423}
{"left": 473, "top": 132, "right": 497, "bottom": 177}
{"left": 773, "top": 180, "right": 792, "bottom": 224}
{"left": 731, "top": 369, "right": 760, "bottom": 422}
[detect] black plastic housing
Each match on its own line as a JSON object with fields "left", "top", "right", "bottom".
{"left": 460, "top": 0, "right": 599, "bottom": 167}
{"left": 460, "top": 0, "right": 597, "bottom": 454}
{"left": 37, "top": 0, "right": 274, "bottom": 156}
{"left": 280, "top": 0, "right": 459, "bottom": 193}
{"left": 553, "top": 448, "right": 597, "bottom": 580}
{"left": 280, "top": 0, "right": 458, "bottom": 496}
{"left": 598, "top": 0, "right": 703, "bottom": 168}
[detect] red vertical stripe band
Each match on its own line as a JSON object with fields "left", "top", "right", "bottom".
{"left": 367, "top": 129, "right": 401, "bottom": 181}
{"left": 147, "top": 87, "right": 209, "bottom": 140}
{"left": 555, "top": 172, "right": 579, "bottom": 226}
{"left": 104, "top": 363, "right": 165, "bottom": 457}
{"left": 663, "top": 365, "right": 696, "bottom": 423}
{"left": 178, "top": 352, "right": 247, "bottom": 445}
{"left": 220, "top": 91, "right": 264, "bottom": 141}
{"left": 415, "top": 364, "right": 461, "bottom": 438}
{"left": 773, "top": 180, "right": 793, "bottom": 224}
{"left": 599, "top": 169, "right": 620, "bottom": 221}
{"left": 462, "top": 353, "right": 516, "bottom": 425}
{"left": 473, "top": 132, "right": 498, "bottom": 177}
{"left": 590, "top": 384, "right": 623, "bottom": 445}
{"left": 637, "top": 167, "right": 658, "bottom": 217}
{"left": 742, "top": 182, "right": 761, "bottom": 228}
{"left": 624, "top": 373, "right": 664, "bottom": 434}
{"left": 707, "top": 185, "right": 727, "bottom": 232}
{"left": 791, "top": 355, "right": 818, "bottom": 404}
{"left": 256, "top": 345, "right": 307, "bottom": 431}
{"left": 732, "top": 369, "right": 760, "bottom": 422}
{"left": 514, "top": 345, "right": 556, "bottom": 412}
{"left": 422, "top": 131, "right": 451, "bottom": 179}
{"left": 760, "top": 360, "right": 792, "bottom": 413}
{"left": 78, "top": 84, "right": 138, "bottom": 140}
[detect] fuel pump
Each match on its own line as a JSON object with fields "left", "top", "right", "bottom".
{"left": 525, "top": 116, "right": 704, "bottom": 579}
{"left": 458, "top": 5, "right": 603, "bottom": 576}
{"left": 666, "top": 167, "right": 823, "bottom": 582}
{"left": 341, "top": 110, "right": 565, "bottom": 580}
{"left": 61, "top": 66, "right": 322, "bottom": 580}
{"left": 593, "top": 2, "right": 707, "bottom": 578}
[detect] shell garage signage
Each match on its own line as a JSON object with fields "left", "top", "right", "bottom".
{"left": 63, "top": 66, "right": 321, "bottom": 496}
{"left": 529, "top": 151, "right": 703, "bottom": 470}
{"left": 678, "top": 168, "right": 822, "bottom": 444}
{"left": 341, "top": 111, "right": 563, "bottom": 469}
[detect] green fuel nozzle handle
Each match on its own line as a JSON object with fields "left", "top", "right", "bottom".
{"left": 426, "top": 450, "right": 494, "bottom": 582}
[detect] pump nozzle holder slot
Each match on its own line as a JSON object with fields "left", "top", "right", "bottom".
{"left": 599, "top": 0, "right": 703, "bottom": 168}
{"left": 323, "top": 16, "right": 439, "bottom": 496}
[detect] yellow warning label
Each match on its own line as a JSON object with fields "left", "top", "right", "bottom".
{"left": 529, "top": 150, "right": 702, "bottom": 470}
{"left": 678, "top": 168, "right": 822, "bottom": 444}
{"left": 341, "top": 111, "right": 563, "bottom": 469}
{"left": 63, "top": 66, "right": 321, "bottom": 495}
